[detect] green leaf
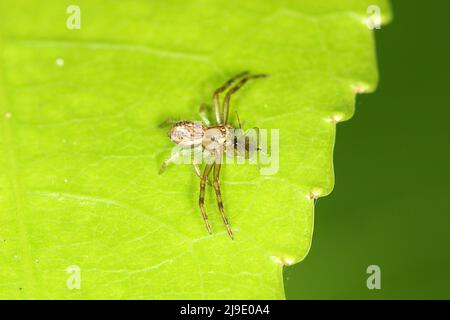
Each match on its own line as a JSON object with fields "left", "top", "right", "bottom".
{"left": 0, "top": 0, "right": 391, "bottom": 299}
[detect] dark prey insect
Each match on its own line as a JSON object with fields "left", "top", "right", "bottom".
{"left": 159, "top": 72, "right": 268, "bottom": 239}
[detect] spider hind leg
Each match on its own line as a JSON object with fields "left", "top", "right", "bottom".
{"left": 213, "top": 163, "right": 234, "bottom": 239}
{"left": 199, "top": 164, "right": 214, "bottom": 235}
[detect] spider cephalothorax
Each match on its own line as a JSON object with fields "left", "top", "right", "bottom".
{"left": 201, "top": 125, "right": 234, "bottom": 153}
{"left": 160, "top": 72, "right": 268, "bottom": 239}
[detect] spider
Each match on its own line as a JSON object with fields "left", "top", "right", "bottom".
{"left": 159, "top": 71, "right": 268, "bottom": 239}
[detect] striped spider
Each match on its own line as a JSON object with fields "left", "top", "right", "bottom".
{"left": 159, "top": 72, "right": 268, "bottom": 239}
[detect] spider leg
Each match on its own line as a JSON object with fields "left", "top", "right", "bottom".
{"left": 235, "top": 110, "right": 242, "bottom": 129}
{"left": 193, "top": 163, "right": 202, "bottom": 178}
{"left": 198, "top": 103, "right": 211, "bottom": 126}
{"left": 193, "top": 163, "right": 212, "bottom": 186}
{"left": 213, "top": 71, "right": 250, "bottom": 124}
{"left": 158, "top": 118, "right": 178, "bottom": 128}
{"left": 222, "top": 74, "right": 269, "bottom": 124}
{"left": 199, "top": 164, "right": 214, "bottom": 235}
{"left": 159, "top": 150, "right": 181, "bottom": 174}
{"left": 213, "top": 162, "right": 234, "bottom": 239}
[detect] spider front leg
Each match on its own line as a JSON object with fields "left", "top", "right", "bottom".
{"left": 161, "top": 147, "right": 212, "bottom": 185}
{"left": 222, "top": 74, "right": 269, "bottom": 124}
{"left": 158, "top": 118, "right": 178, "bottom": 128}
{"left": 213, "top": 161, "right": 234, "bottom": 239}
{"left": 159, "top": 149, "right": 182, "bottom": 174}
{"left": 213, "top": 71, "right": 250, "bottom": 124}
{"left": 199, "top": 164, "right": 214, "bottom": 235}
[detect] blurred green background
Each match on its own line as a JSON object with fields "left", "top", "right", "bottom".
{"left": 285, "top": 0, "right": 450, "bottom": 299}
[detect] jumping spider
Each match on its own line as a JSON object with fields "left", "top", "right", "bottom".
{"left": 159, "top": 71, "right": 268, "bottom": 239}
